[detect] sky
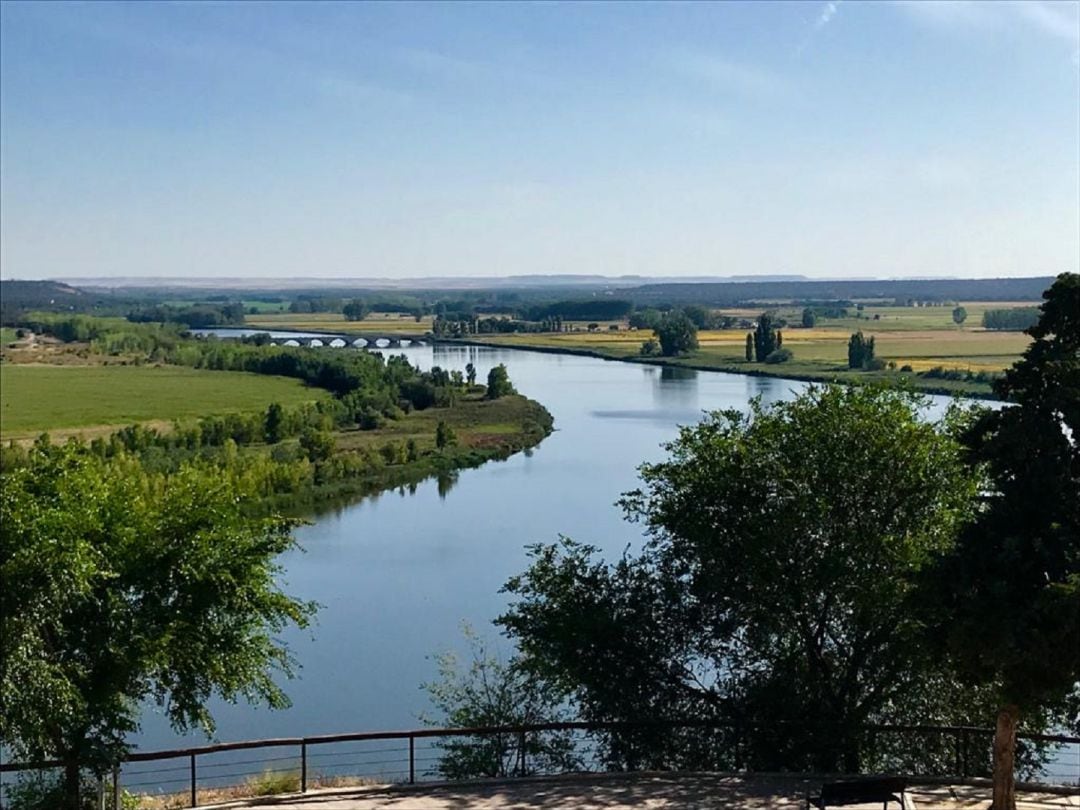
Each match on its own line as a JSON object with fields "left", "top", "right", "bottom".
{"left": 1, "top": 1, "right": 1078, "bottom": 281}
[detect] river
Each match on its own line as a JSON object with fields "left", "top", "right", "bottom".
{"left": 130, "top": 340, "right": 982, "bottom": 754}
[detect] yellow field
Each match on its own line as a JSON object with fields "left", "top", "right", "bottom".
{"left": 696, "top": 328, "right": 1030, "bottom": 371}
{"left": 477, "top": 323, "right": 1029, "bottom": 373}
{"left": 467, "top": 299, "right": 1035, "bottom": 397}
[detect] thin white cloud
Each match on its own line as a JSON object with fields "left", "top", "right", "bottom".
{"left": 895, "top": 0, "right": 1079, "bottom": 64}
{"left": 815, "top": 1, "right": 842, "bottom": 30}
{"left": 796, "top": 0, "right": 843, "bottom": 55}
{"left": 39, "top": 10, "right": 412, "bottom": 111}
{"left": 665, "top": 51, "right": 788, "bottom": 99}
{"left": 396, "top": 48, "right": 491, "bottom": 81}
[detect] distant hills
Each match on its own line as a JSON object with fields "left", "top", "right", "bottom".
{"left": 627, "top": 276, "right": 1055, "bottom": 306}
{"left": 53, "top": 274, "right": 816, "bottom": 290}
{"left": 0, "top": 275, "right": 1056, "bottom": 324}
{"left": 0, "top": 280, "right": 91, "bottom": 321}
{"left": 47, "top": 273, "right": 996, "bottom": 291}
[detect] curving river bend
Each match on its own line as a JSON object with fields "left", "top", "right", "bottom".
{"left": 134, "top": 342, "right": 973, "bottom": 750}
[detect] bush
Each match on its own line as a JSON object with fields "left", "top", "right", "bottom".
{"left": 436, "top": 420, "right": 457, "bottom": 450}
{"left": 863, "top": 357, "right": 887, "bottom": 371}
{"left": 357, "top": 407, "right": 385, "bottom": 431}
{"left": 3, "top": 770, "right": 125, "bottom": 810}
{"left": 640, "top": 339, "right": 660, "bottom": 356}
{"left": 764, "top": 348, "right": 793, "bottom": 364}
{"left": 299, "top": 428, "right": 335, "bottom": 462}
{"left": 245, "top": 769, "right": 300, "bottom": 797}
{"left": 900, "top": 364, "right": 913, "bottom": 373}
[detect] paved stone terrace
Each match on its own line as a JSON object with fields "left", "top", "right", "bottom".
{"left": 208, "top": 773, "right": 1080, "bottom": 810}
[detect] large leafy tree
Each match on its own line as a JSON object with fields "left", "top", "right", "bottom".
{"left": 655, "top": 311, "right": 699, "bottom": 357}
{"left": 485, "top": 364, "right": 516, "bottom": 399}
{"left": 0, "top": 444, "right": 316, "bottom": 809}
{"left": 501, "top": 385, "right": 990, "bottom": 771}
{"left": 926, "top": 273, "right": 1080, "bottom": 809}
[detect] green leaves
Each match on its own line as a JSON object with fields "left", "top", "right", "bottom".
{"left": 655, "top": 311, "right": 699, "bottom": 357}
{"left": 485, "top": 364, "right": 516, "bottom": 400}
{"left": 930, "top": 273, "right": 1080, "bottom": 709}
{"left": 421, "top": 623, "right": 579, "bottom": 779}
{"left": 501, "top": 384, "right": 989, "bottom": 771}
{"left": 0, "top": 443, "right": 316, "bottom": 781}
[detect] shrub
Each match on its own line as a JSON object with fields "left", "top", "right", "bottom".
{"left": 3, "top": 770, "right": 122, "bottom": 810}
{"left": 764, "top": 348, "right": 793, "bottom": 364}
{"left": 357, "top": 407, "right": 385, "bottom": 431}
{"left": 245, "top": 769, "right": 300, "bottom": 797}
{"left": 864, "top": 357, "right": 887, "bottom": 371}
{"left": 299, "top": 428, "right": 335, "bottom": 462}
{"left": 436, "top": 420, "right": 457, "bottom": 450}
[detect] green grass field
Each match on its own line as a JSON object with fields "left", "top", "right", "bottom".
{"left": 241, "top": 299, "right": 290, "bottom": 313}
{"left": 0, "top": 365, "right": 328, "bottom": 436}
{"left": 0, "top": 328, "right": 18, "bottom": 345}
{"left": 334, "top": 392, "right": 546, "bottom": 454}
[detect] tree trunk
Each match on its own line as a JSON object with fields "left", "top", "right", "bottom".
{"left": 991, "top": 704, "right": 1019, "bottom": 810}
{"left": 63, "top": 757, "right": 82, "bottom": 810}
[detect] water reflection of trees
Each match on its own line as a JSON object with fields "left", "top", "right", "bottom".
{"left": 437, "top": 471, "right": 459, "bottom": 499}
{"left": 432, "top": 344, "right": 482, "bottom": 366}
{"left": 652, "top": 365, "right": 699, "bottom": 410}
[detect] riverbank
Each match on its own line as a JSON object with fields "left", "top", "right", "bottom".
{"left": 266, "top": 393, "right": 554, "bottom": 514}
{"left": 444, "top": 337, "right": 1002, "bottom": 400}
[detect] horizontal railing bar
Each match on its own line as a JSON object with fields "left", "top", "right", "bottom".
{"left": 128, "top": 736, "right": 304, "bottom": 762}
{"left": 192, "top": 754, "right": 300, "bottom": 769}
{"left": 308, "top": 746, "right": 408, "bottom": 759}
{"left": 3, "top": 720, "right": 1076, "bottom": 772}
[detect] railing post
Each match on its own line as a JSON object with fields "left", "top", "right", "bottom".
{"left": 190, "top": 754, "right": 197, "bottom": 808}
{"left": 301, "top": 741, "right": 307, "bottom": 793}
{"left": 409, "top": 735, "right": 415, "bottom": 784}
{"left": 954, "top": 730, "right": 962, "bottom": 778}
{"left": 961, "top": 729, "right": 969, "bottom": 778}
{"left": 733, "top": 721, "right": 743, "bottom": 771}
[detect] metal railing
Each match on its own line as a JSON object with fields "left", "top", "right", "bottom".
{"left": 2, "top": 721, "right": 1077, "bottom": 808}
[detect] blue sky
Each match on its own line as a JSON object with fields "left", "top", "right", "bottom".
{"left": 1, "top": 1, "right": 1077, "bottom": 280}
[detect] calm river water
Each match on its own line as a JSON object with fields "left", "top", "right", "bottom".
{"left": 133, "top": 342, "right": 966, "bottom": 751}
